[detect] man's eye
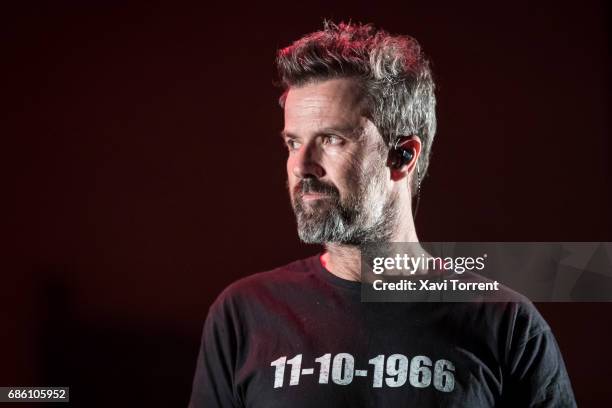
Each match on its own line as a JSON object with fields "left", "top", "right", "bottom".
{"left": 323, "top": 135, "right": 343, "bottom": 145}
{"left": 286, "top": 139, "right": 301, "bottom": 151}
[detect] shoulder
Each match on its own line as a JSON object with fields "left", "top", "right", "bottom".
{"left": 472, "top": 274, "right": 551, "bottom": 342}
{"left": 226, "top": 254, "right": 320, "bottom": 294}
{"left": 499, "top": 304, "right": 575, "bottom": 406}
{"left": 440, "top": 272, "right": 552, "bottom": 359}
{"left": 208, "top": 254, "right": 321, "bottom": 313}
{"left": 505, "top": 300, "right": 551, "bottom": 351}
{"left": 458, "top": 270, "right": 551, "bottom": 335}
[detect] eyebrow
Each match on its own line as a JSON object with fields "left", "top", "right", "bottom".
{"left": 280, "top": 125, "right": 364, "bottom": 140}
{"left": 279, "top": 130, "right": 294, "bottom": 140}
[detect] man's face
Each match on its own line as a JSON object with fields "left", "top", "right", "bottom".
{"left": 282, "top": 78, "right": 399, "bottom": 245}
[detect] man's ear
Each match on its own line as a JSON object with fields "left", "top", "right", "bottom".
{"left": 388, "top": 135, "right": 422, "bottom": 182}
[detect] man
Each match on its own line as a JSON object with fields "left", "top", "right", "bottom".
{"left": 189, "top": 22, "right": 576, "bottom": 407}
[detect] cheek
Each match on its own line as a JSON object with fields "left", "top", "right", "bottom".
{"left": 323, "top": 161, "right": 355, "bottom": 197}
{"left": 328, "top": 151, "right": 363, "bottom": 186}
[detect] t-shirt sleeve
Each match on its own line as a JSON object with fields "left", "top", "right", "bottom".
{"left": 503, "top": 304, "right": 577, "bottom": 407}
{"left": 188, "top": 295, "right": 241, "bottom": 408}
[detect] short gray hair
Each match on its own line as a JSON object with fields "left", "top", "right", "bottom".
{"left": 276, "top": 21, "right": 437, "bottom": 194}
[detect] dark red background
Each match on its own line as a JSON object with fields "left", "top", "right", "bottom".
{"left": 3, "top": 1, "right": 610, "bottom": 406}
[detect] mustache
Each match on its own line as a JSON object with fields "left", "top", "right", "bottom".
{"left": 295, "top": 178, "right": 340, "bottom": 197}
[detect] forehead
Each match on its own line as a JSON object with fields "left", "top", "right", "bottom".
{"left": 283, "top": 78, "right": 366, "bottom": 132}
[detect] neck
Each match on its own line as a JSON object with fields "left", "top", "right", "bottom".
{"left": 321, "top": 200, "right": 420, "bottom": 281}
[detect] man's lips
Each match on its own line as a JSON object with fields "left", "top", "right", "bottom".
{"left": 301, "top": 192, "right": 331, "bottom": 201}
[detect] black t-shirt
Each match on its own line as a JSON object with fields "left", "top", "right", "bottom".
{"left": 189, "top": 255, "right": 576, "bottom": 407}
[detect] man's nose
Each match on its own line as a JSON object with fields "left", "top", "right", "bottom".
{"left": 292, "top": 143, "right": 325, "bottom": 179}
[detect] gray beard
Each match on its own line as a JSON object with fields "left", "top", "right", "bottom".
{"left": 291, "top": 172, "right": 400, "bottom": 246}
